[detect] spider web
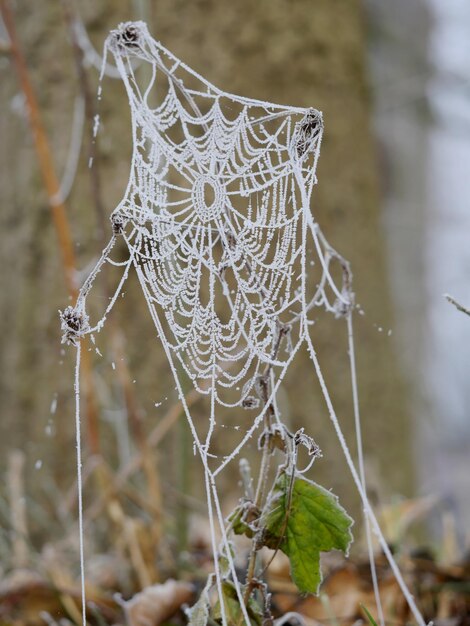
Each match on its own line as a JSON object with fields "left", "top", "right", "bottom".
{"left": 62, "top": 22, "right": 427, "bottom": 626}
{"left": 110, "top": 33, "right": 326, "bottom": 412}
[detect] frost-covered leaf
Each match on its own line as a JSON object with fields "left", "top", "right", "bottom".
{"left": 185, "top": 574, "right": 214, "bottom": 626}
{"left": 218, "top": 541, "right": 236, "bottom": 578}
{"left": 186, "top": 575, "right": 213, "bottom": 626}
{"left": 124, "top": 579, "right": 193, "bottom": 626}
{"left": 262, "top": 471, "right": 353, "bottom": 595}
{"left": 212, "top": 581, "right": 262, "bottom": 626}
{"left": 186, "top": 596, "right": 210, "bottom": 626}
{"left": 228, "top": 502, "right": 260, "bottom": 539}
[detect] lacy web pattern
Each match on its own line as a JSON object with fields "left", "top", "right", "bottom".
{"left": 62, "top": 22, "right": 427, "bottom": 626}
{"left": 109, "top": 26, "right": 331, "bottom": 412}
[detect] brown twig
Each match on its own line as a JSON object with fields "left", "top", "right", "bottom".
{"left": 241, "top": 325, "right": 289, "bottom": 611}
{"left": 0, "top": 37, "right": 12, "bottom": 53}
{"left": 61, "top": 0, "right": 106, "bottom": 239}
{"left": 62, "top": 1, "right": 163, "bottom": 545}
{"left": 8, "top": 450, "right": 29, "bottom": 569}
{"left": 82, "top": 386, "right": 201, "bottom": 523}
{"left": 445, "top": 294, "right": 470, "bottom": 317}
{"left": 1, "top": 1, "right": 76, "bottom": 290}
{"left": 1, "top": 0, "right": 101, "bottom": 454}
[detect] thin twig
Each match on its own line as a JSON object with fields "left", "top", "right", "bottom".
{"left": 61, "top": 0, "right": 106, "bottom": 238}
{"left": 8, "top": 451, "right": 29, "bottom": 569}
{"left": 241, "top": 325, "right": 288, "bottom": 611}
{"left": 82, "top": 386, "right": 201, "bottom": 523}
{"left": 445, "top": 293, "right": 470, "bottom": 317}
{"left": 0, "top": 0, "right": 101, "bottom": 453}
{"left": 62, "top": 0, "right": 164, "bottom": 545}
{"left": 1, "top": 0, "right": 76, "bottom": 291}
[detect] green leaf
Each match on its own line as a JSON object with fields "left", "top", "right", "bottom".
{"left": 229, "top": 505, "right": 255, "bottom": 538}
{"left": 212, "top": 581, "right": 262, "bottom": 626}
{"left": 218, "top": 540, "right": 236, "bottom": 578}
{"left": 262, "top": 471, "right": 353, "bottom": 595}
{"left": 228, "top": 502, "right": 259, "bottom": 538}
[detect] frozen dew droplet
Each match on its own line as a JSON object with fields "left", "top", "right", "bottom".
{"left": 93, "top": 114, "right": 100, "bottom": 138}
{"left": 50, "top": 394, "right": 58, "bottom": 415}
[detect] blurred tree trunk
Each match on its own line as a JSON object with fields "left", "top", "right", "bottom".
{"left": 0, "top": 0, "right": 412, "bottom": 517}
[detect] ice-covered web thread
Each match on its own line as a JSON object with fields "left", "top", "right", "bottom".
{"left": 61, "top": 21, "right": 428, "bottom": 626}
{"left": 107, "top": 30, "right": 327, "bottom": 412}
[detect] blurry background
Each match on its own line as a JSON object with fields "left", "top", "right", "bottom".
{"left": 0, "top": 0, "right": 469, "bottom": 608}
{"left": 367, "top": 0, "right": 470, "bottom": 530}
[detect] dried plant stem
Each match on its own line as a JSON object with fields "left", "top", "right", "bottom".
{"left": 240, "top": 409, "right": 271, "bottom": 611}
{"left": 1, "top": 0, "right": 100, "bottom": 454}
{"left": 8, "top": 450, "right": 29, "bottom": 569}
{"left": 83, "top": 386, "right": 202, "bottom": 524}
{"left": 62, "top": 0, "right": 163, "bottom": 545}
{"left": 170, "top": 363, "right": 192, "bottom": 560}
{"left": 1, "top": 0, "right": 75, "bottom": 289}
{"left": 445, "top": 293, "right": 470, "bottom": 317}
{"left": 177, "top": 412, "right": 191, "bottom": 555}
{"left": 132, "top": 0, "right": 151, "bottom": 22}
{"left": 61, "top": 0, "right": 105, "bottom": 237}
{"left": 241, "top": 329, "right": 285, "bottom": 613}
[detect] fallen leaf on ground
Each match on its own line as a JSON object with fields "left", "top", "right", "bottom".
{"left": 123, "top": 579, "right": 194, "bottom": 626}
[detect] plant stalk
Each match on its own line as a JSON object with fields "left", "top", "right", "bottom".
{"left": 240, "top": 327, "right": 287, "bottom": 615}
{"left": 62, "top": 0, "right": 163, "bottom": 555}
{"left": 0, "top": 0, "right": 101, "bottom": 454}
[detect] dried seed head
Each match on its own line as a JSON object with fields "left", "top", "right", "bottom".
{"left": 111, "top": 213, "right": 126, "bottom": 235}
{"left": 294, "top": 108, "right": 323, "bottom": 158}
{"left": 242, "top": 396, "right": 260, "bottom": 410}
{"left": 258, "top": 424, "right": 287, "bottom": 453}
{"left": 293, "top": 427, "right": 322, "bottom": 459}
{"left": 109, "top": 22, "right": 146, "bottom": 55}
{"left": 59, "top": 306, "right": 89, "bottom": 346}
{"left": 118, "top": 23, "right": 141, "bottom": 49}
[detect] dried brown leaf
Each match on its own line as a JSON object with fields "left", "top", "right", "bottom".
{"left": 124, "top": 579, "right": 194, "bottom": 626}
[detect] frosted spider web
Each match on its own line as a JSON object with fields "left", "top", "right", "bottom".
{"left": 61, "top": 22, "right": 428, "bottom": 626}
